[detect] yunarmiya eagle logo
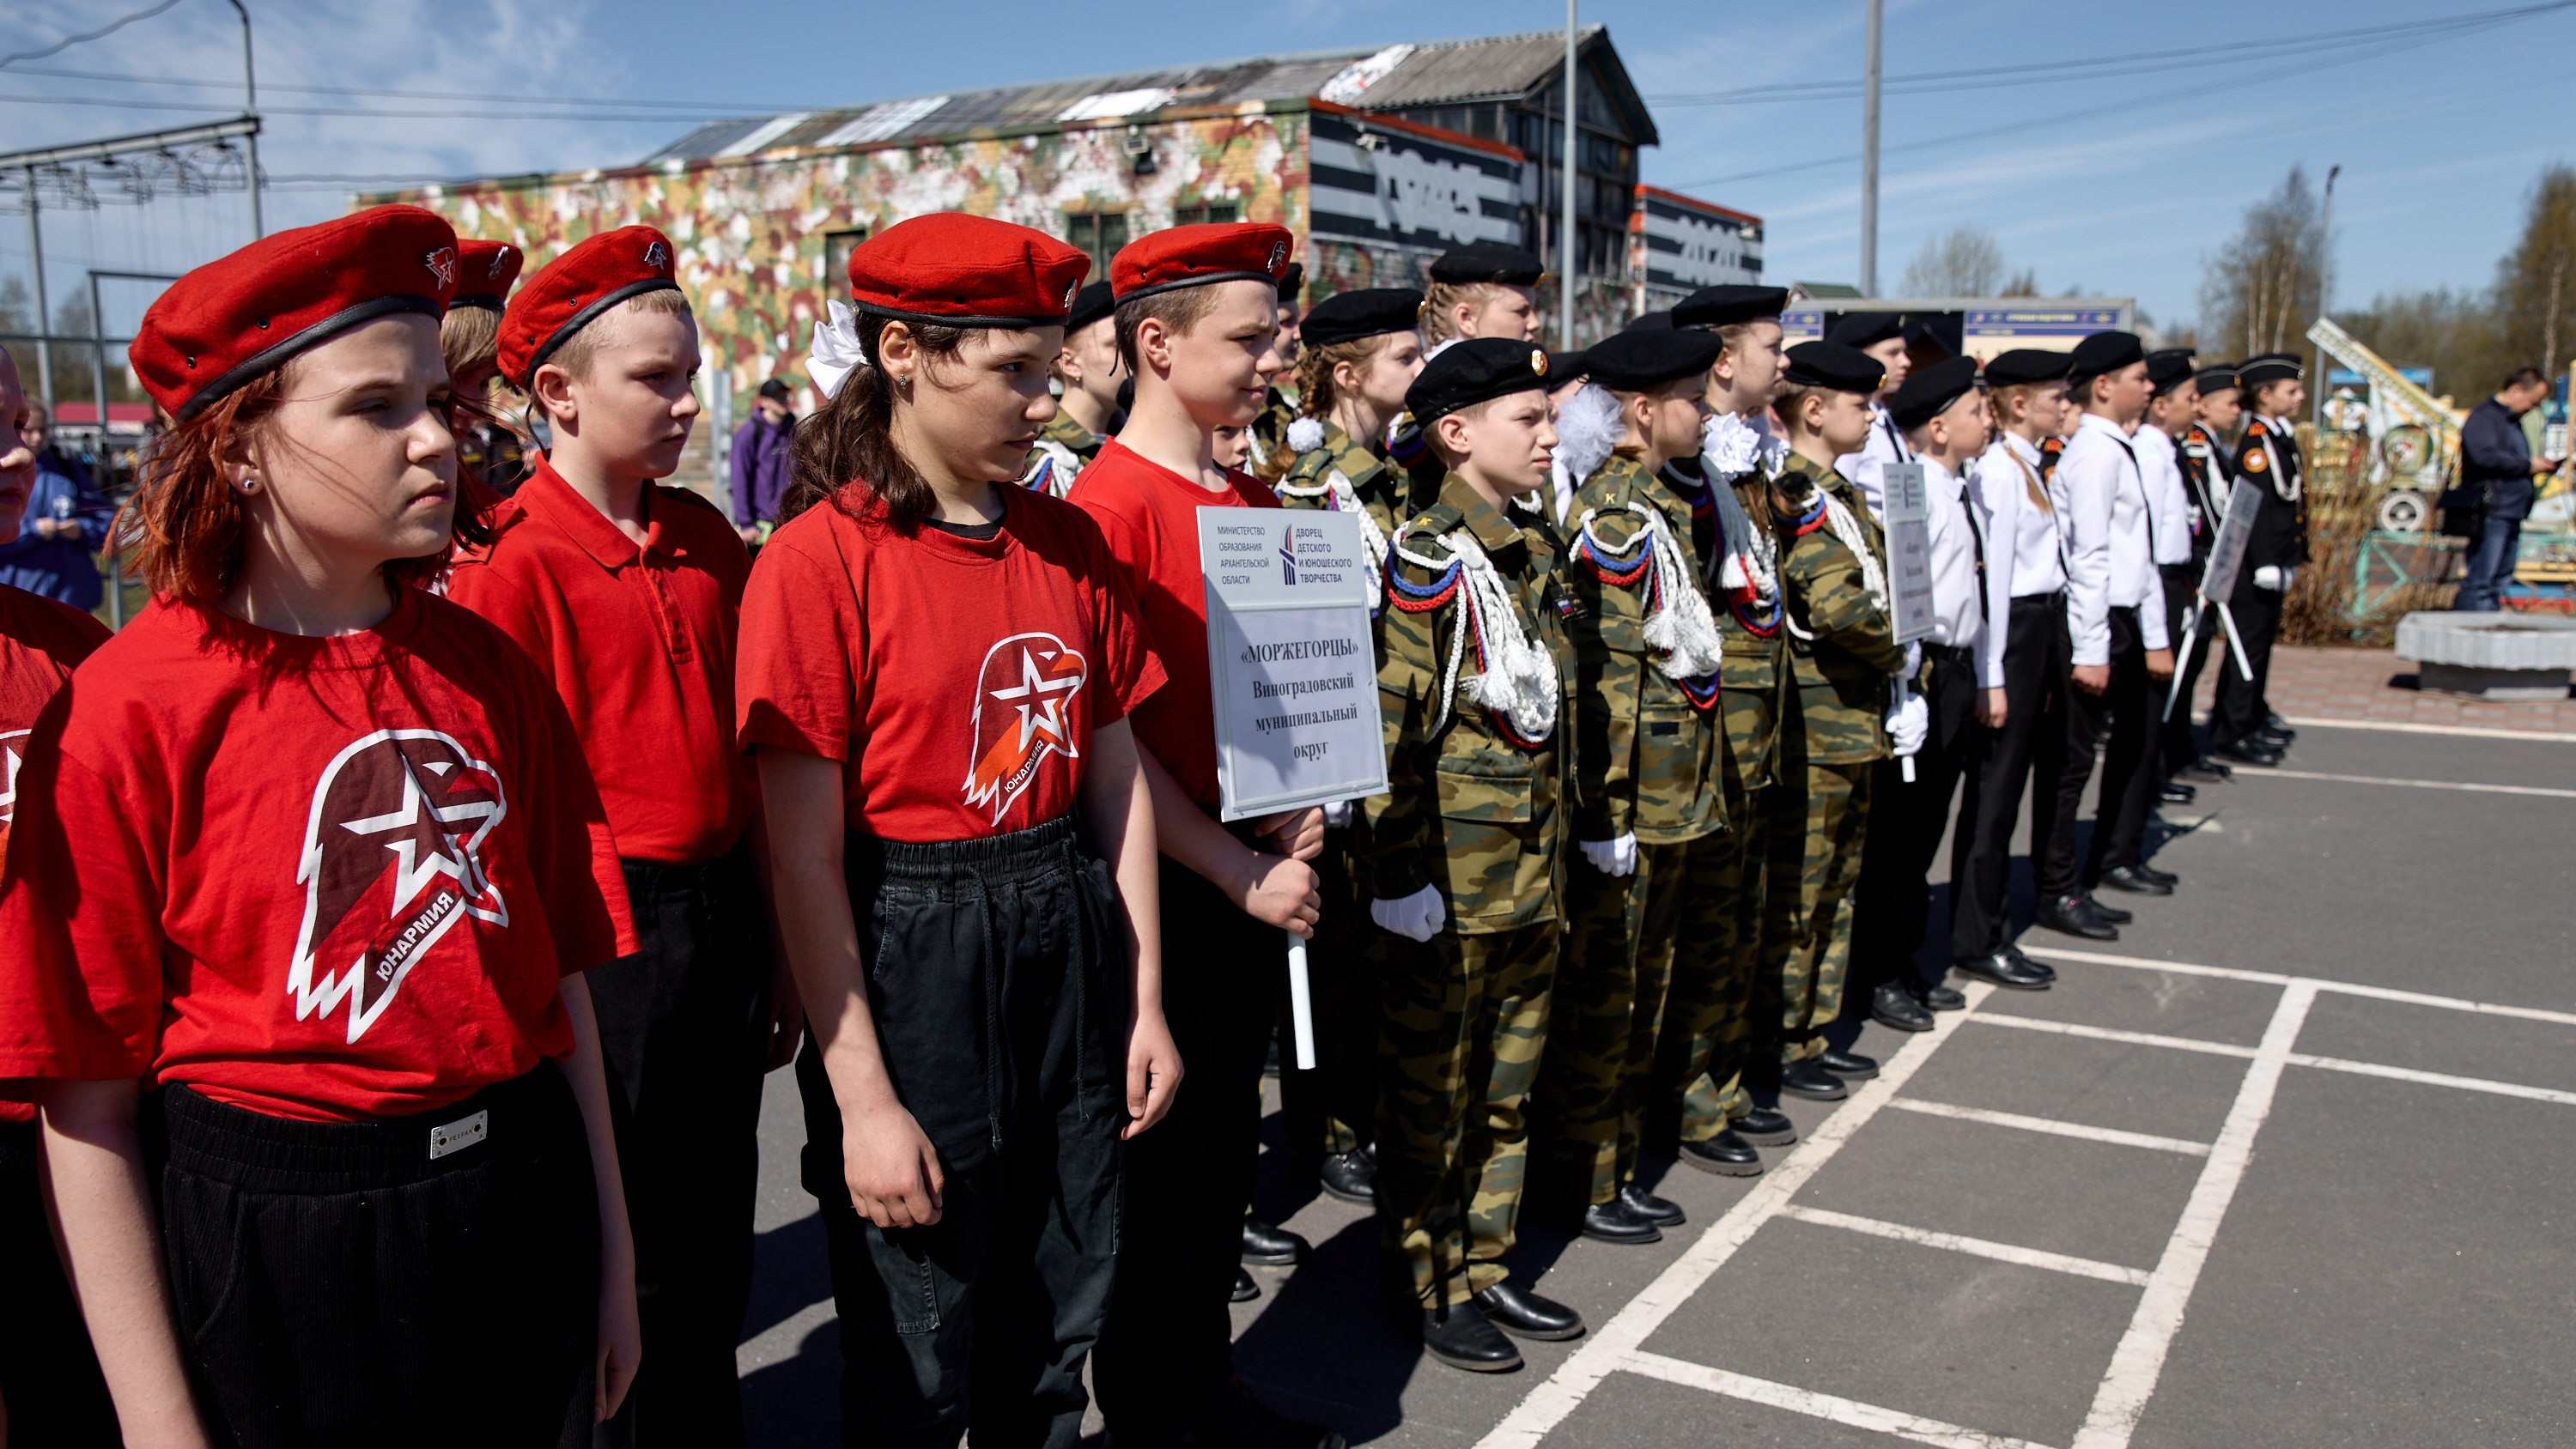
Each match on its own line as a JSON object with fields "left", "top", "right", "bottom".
{"left": 289, "top": 729, "right": 509, "bottom": 1043}
{"left": 963, "top": 632, "right": 1087, "bottom": 825}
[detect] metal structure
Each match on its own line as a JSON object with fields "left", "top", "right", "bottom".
{"left": 1860, "top": 0, "right": 1882, "bottom": 297}
{"left": 1561, "top": 0, "right": 1577, "bottom": 350}
{"left": 2306, "top": 316, "right": 2464, "bottom": 532}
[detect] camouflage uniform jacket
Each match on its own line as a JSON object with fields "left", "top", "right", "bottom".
{"left": 1249, "top": 382, "right": 1301, "bottom": 482}
{"left": 1365, "top": 473, "right": 1573, "bottom": 935}
{"left": 1662, "top": 454, "right": 1788, "bottom": 789}
{"left": 1024, "top": 407, "right": 1103, "bottom": 499}
{"left": 1277, "top": 419, "right": 1410, "bottom": 650}
{"left": 1564, "top": 454, "right": 1722, "bottom": 846}
{"left": 1774, "top": 452, "right": 1905, "bottom": 765}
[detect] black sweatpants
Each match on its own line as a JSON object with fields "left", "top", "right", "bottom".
{"left": 155, "top": 1069, "right": 601, "bottom": 1449}
{"left": 593, "top": 845, "right": 771, "bottom": 1449}
{"left": 0, "top": 1118, "right": 119, "bottom": 1447}
{"left": 1952, "top": 593, "right": 2069, "bottom": 958}
{"left": 1278, "top": 822, "right": 1378, "bottom": 1160}
{"left": 1091, "top": 837, "right": 1279, "bottom": 1448}
{"left": 797, "top": 814, "right": 1125, "bottom": 1449}
{"left": 2082, "top": 607, "right": 2160, "bottom": 883}
{"left": 2210, "top": 586, "right": 2285, "bottom": 750}
{"left": 2156, "top": 565, "right": 2208, "bottom": 778}
{"left": 2038, "top": 606, "right": 2128, "bottom": 900}
{"left": 1851, "top": 643, "right": 1978, "bottom": 996}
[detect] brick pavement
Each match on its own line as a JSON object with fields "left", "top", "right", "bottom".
{"left": 2190, "top": 643, "right": 2576, "bottom": 736}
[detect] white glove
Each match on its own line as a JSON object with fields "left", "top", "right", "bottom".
{"left": 1578, "top": 834, "right": 1639, "bottom": 876}
{"left": 2252, "top": 565, "right": 2287, "bottom": 591}
{"left": 1322, "top": 798, "right": 1355, "bottom": 829}
{"left": 1886, "top": 694, "right": 1929, "bottom": 757}
{"left": 1902, "top": 641, "right": 1923, "bottom": 676}
{"left": 1370, "top": 884, "right": 1447, "bottom": 943}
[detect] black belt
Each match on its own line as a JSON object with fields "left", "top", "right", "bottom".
{"left": 2159, "top": 562, "right": 2197, "bottom": 582}
{"left": 1924, "top": 642, "right": 1973, "bottom": 667}
{"left": 2010, "top": 590, "right": 2065, "bottom": 609}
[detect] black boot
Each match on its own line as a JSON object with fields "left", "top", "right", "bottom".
{"left": 1775, "top": 1058, "right": 1847, "bottom": 1100}
{"left": 1315, "top": 1146, "right": 1375, "bottom": 1205}
{"left": 1416, "top": 1302, "right": 1522, "bottom": 1373}
{"left": 1617, "top": 1181, "right": 1684, "bottom": 1227}
{"left": 2034, "top": 893, "right": 2119, "bottom": 941}
{"left": 1870, "top": 979, "right": 1934, "bottom": 1032}
{"left": 1472, "top": 1282, "right": 1586, "bottom": 1341}
{"left": 1817, "top": 1046, "right": 1878, "bottom": 1080}
{"left": 1579, "top": 1197, "right": 1662, "bottom": 1245}
{"left": 1232, "top": 1266, "right": 1261, "bottom": 1303}
{"left": 1241, "top": 1216, "right": 1308, "bottom": 1267}
{"left": 1732, "top": 1107, "right": 1796, "bottom": 1145}
{"left": 1677, "top": 1130, "right": 1764, "bottom": 1176}
{"left": 1955, "top": 949, "right": 2051, "bottom": 990}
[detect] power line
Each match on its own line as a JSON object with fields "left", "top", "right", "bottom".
{"left": 0, "top": 92, "right": 734, "bottom": 124}
{"left": 0, "top": 63, "right": 827, "bottom": 115}
{"left": 0, "top": 0, "right": 191, "bottom": 70}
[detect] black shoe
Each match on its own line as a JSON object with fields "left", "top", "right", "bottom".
{"left": 1817, "top": 1046, "right": 1878, "bottom": 1080}
{"left": 1776, "top": 1058, "right": 1848, "bottom": 1100}
{"left": 1232, "top": 1266, "right": 1262, "bottom": 1303}
{"left": 1473, "top": 1282, "right": 1586, "bottom": 1341}
{"left": 1678, "top": 1130, "right": 1765, "bottom": 1176}
{"left": 1954, "top": 949, "right": 2052, "bottom": 990}
{"left": 2178, "top": 755, "right": 2232, "bottom": 782}
{"left": 1870, "top": 980, "right": 1934, "bottom": 1033}
{"left": 2098, "top": 864, "right": 2174, "bottom": 896}
{"left": 2259, "top": 721, "right": 2297, "bottom": 744}
{"left": 1264, "top": 1034, "right": 1280, "bottom": 1077}
{"left": 1578, "top": 1198, "right": 1663, "bottom": 1245}
{"left": 1732, "top": 1108, "right": 1797, "bottom": 1146}
{"left": 2160, "top": 780, "right": 2197, "bottom": 805}
{"left": 2083, "top": 892, "right": 2133, "bottom": 924}
{"left": 2132, "top": 862, "right": 2178, "bottom": 888}
{"left": 2034, "top": 894, "right": 2119, "bottom": 941}
{"left": 1198, "top": 1383, "right": 1349, "bottom": 1449}
{"left": 1921, "top": 982, "right": 1967, "bottom": 1010}
{"left": 2215, "top": 739, "right": 2281, "bottom": 767}
{"left": 2000, "top": 943, "right": 2057, "bottom": 984}
{"left": 1416, "top": 1303, "right": 1522, "bottom": 1372}
{"left": 1315, "top": 1146, "right": 1376, "bottom": 1204}
{"left": 1241, "top": 1216, "right": 1308, "bottom": 1267}
{"left": 1618, "top": 1182, "right": 1684, "bottom": 1227}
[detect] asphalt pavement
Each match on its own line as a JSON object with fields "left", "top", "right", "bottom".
{"left": 737, "top": 718, "right": 2576, "bottom": 1448}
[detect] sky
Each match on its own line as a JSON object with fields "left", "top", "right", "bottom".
{"left": 6, "top": 0, "right": 2572, "bottom": 346}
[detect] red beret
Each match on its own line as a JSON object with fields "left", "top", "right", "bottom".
{"left": 451, "top": 239, "right": 524, "bottom": 312}
{"left": 848, "top": 214, "right": 1089, "bottom": 328}
{"left": 497, "top": 224, "right": 683, "bottom": 388}
{"left": 1111, "top": 222, "right": 1295, "bottom": 304}
{"left": 132, "top": 203, "right": 459, "bottom": 421}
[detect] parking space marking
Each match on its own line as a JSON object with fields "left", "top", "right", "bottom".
{"left": 2021, "top": 946, "right": 2290, "bottom": 987}
{"left": 1780, "top": 1204, "right": 2151, "bottom": 1287}
{"left": 2286, "top": 1052, "right": 2576, "bottom": 1107}
{"left": 1618, "top": 1351, "right": 2060, "bottom": 1449}
{"left": 2026, "top": 948, "right": 2576, "bottom": 1028}
{"left": 2243, "top": 767, "right": 2576, "bottom": 799}
{"left": 1968, "top": 1015, "right": 2259, "bottom": 1059}
{"left": 2277, "top": 716, "right": 2576, "bottom": 744}
{"left": 2069, "top": 980, "right": 2318, "bottom": 1449}
{"left": 1470, "top": 981, "right": 2002, "bottom": 1449}
{"left": 1885, "top": 1098, "right": 2212, "bottom": 1156}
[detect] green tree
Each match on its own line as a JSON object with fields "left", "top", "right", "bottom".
{"left": 2201, "top": 165, "right": 2323, "bottom": 358}
{"left": 2492, "top": 162, "right": 2576, "bottom": 384}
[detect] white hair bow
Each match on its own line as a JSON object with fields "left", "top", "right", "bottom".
{"left": 808, "top": 300, "right": 869, "bottom": 400}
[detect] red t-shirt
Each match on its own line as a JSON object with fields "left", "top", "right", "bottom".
{"left": 0, "top": 585, "right": 112, "bottom": 1123}
{"left": 1067, "top": 440, "right": 1279, "bottom": 807}
{"left": 447, "top": 458, "right": 756, "bottom": 866}
{"left": 735, "top": 486, "right": 1164, "bottom": 843}
{"left": 0, "top": 589, "right": 633, "bottom": 1123}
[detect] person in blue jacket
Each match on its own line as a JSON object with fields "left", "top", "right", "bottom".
{"left": 2455, "top": 367, "right": 2561, "bottom": 612}
{"left": 0, "top": 401, "right": 113, "bottom": 610}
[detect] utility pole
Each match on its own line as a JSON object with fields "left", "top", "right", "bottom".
{"left": 228, "top": 0, "right": 263, "bottom": 238}
{"left": 1860, "top": 0, "right": 1882, "bottom": 296}
{"left": 2315, "top": 163, "right": 2338, "bottom": 431}
{"left": 1561, "top": 0, "right": 1577, "bottom": 349}
{"left": 21, "top": 168, "right": 50, "bottom": 411}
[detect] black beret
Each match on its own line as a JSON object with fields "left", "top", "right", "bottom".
{"left": 1887, "top": 356, "right": 1982, "bottom": 430}
{"left": 2065, "top": 330, "right": 2146, "bottom": 389}
{"left": 1826, "top": 311, "right": 1905, "bottom": 349}
{"left": 1430, "top": 242, "right": 1545, "bottom": 287}
{"left": 1625, "top": 310, "right": 1674, "bottom": 332}
{"left": 757, "top": 377, "right": 793, "bottom": 402}
{"left": 1066, "top": 280, "right": 1116, "bottom": 335}
{"left": 1546, "top": 348, "right": 1589, "bottom": 382}
{"left": 1586, "top": 328, "right": 1723, "bottom": 391}
{"left": 2237, "top": 352, "right": 2303, "bottom": 386}
{"left": 1781, "top": 340, "right": 1884, "bottom": 394}
{"left": 1404, "top": 336, "right": 1555, "bottom": 423}
{"left": 2193, "top": 361, "right": 2241, "bottom": 394}
{"left": 1983, "top": 349, "right": 2073, "bottom": 386}
{"left": 2146, "top": 348, "right": 2196, "bottom": 396}
{"left": 1278, "top": 262, "right": 1305, "bottom": 304}
{"left": 1674, "top": 284, "right": 1788, "bottom": 330}
{"left": 1300, "top": 288, "right": 1424, "bottom": 349}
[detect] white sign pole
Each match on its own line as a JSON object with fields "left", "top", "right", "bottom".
{"left": 2162, "top": 601, "right": 2201, "bottom": 722}
{"left": 1284, "top": 933, "right": 1316, "bottom": 1070}
{"left": 1880, "top": 463, "right": 1934, "bottom": 785}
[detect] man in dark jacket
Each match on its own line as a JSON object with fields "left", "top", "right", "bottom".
{"left": 728, "top": 377, "right": 795, "bottom": 548}
{"left": 2456, "top": 367, "right": 2560, "bottom": 612}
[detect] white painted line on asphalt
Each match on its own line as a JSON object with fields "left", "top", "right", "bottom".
{"left": 2025, "top": 948, "right": 2576, "bottom": 1028}
{"left": 1468, "top": 980, "right": 2001, "bottom": 1449}
{"left": 1619, "top": 1350, "right": 2063, "bottom": 1449}
{"left": 2286, "top": 1052, "right": 2576, "bottom": 1107}
{"left": 1781, "top": 1204, "right": 2152, "bottom": 1287}
{"left": 2069, "top": 979, "right": 2318, "bottom": 1449}
{"left": 1886, "top": 1097, "right": 2213, "bottom": 1156}
{"left": 2278, "top": 715, "right": 2576, "bottom": 743}
{"left": 2248, "top": 767, "right": 2576, "bottom": 799}
{"left": 1969, "top": 1014, "right": 2260, "bottom": 1059}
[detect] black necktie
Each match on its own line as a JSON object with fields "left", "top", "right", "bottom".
{"left": 1957, "top": 470, "right": 1989, "bottom": 619}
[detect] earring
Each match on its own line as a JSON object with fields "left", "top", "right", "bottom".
{"left": 238, "top": 475, "right": 260, "bottom": 494}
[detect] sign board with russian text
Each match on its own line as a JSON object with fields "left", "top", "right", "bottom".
{"left": 1200, "top": 508, "right": 1389, "bottom": 822}
{"left": 1879, "top": 463, "right": 1936, "bottom": 646}
{"left": 2201, "top": 479, "right": 2263, "bottom": 603}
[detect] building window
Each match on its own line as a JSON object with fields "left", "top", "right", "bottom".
{"left": 1064, "top": 211, "right": 1131, "bottom": 282}
{"left": 1173, "top": 202, "right": 1239, "bottom": 227}
{"left": 823, "top": 227, "right": 868, "bottom": 295}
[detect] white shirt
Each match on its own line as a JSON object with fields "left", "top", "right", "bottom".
{"left": 1834, "top": 400, "right": 1912, "bottom": 519}
{"left": 1921, "top": 454, "right": 1985, "bottom": 655}
{"left": 1969, "top": 433, "right": 2063, "bottom": 687}
{"left": 2133, "top": 425, "right": 2196, "bottom": 567}
{"left": 2054, "top": 413, "right": 2168, "bottom": 664}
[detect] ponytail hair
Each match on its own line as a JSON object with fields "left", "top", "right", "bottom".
{"left": 783, "top": 313, "right": 970, "bottom": 535}
{"left": 1292, "top": 333, "right": 1391, "bottom": 424}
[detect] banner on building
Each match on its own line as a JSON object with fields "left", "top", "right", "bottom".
{"left": 1631, "top": 186, "right": 1764, "bottom": 291}
{"left": 1307, "top": 106, "right": 1523, "bottom": 252}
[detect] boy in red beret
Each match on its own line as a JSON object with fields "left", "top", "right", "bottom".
{"left": 448, "top": 224, "right": 788, "bottom": 1448}
{"left": 1067, "top": 224, "right": 1341, "bottom": 1449}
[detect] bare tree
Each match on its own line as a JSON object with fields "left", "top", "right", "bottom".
{"left": 2200, "top": 165, "right": 2323, "bottom": 357}
{"left": 2494, "top": 163, "right": 2576, "bottom": 381}
{"left": 1899, "top": 225, "right": 2008, "bottom": 296}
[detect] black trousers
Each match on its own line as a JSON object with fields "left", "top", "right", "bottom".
{"left": 1278, "top": 822, "right": 1377, "bottom": 1159}
{"left": 1953, "top": 594, "right": 2070, "bottom": 956}
{"left": 2159, "top": 565, "right": 2213, "bottom": 777}
{"left": 593, "top": 845, "right": 771, "bottom": 1448}
{"left": 155, "top": 1069, "right": 600, "bottom": 1449}
{"left": 1852, "top": 643, "right": 1978, "bottom": 995}
{"left": 2082, "top": 608, "right": 2161, "bottom": 882}
{"left": 1091, "top": 835, "right": 1279, "bottom": 1448}
{"left": 797, "top": 815, "right": 1125, "bottom": 1449}
{"left": 2211, "top": 586, "right": 2286, "bottom": 749}
{"left": 0, "top": 1119, "right": 120, "bottom": 1446}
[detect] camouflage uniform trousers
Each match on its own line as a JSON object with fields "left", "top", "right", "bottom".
{"left": 1372, "top": 921, "right": 1556, "bottom": 1309}
{"left": 1529, "top": 831, "right": 1723, "bottom": 1208}
{"left": 1753, "top": 729, "right": 1874, "bottom": 1064}
{"left": 1279, "top": 826, "right": 1377, "bottom": 1159}
{"left": 1654, "top": 736, "right": 1768, "bottom": 1139}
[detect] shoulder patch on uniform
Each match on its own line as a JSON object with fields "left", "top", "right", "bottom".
{"left": 2240, "top": 446, "right": 2267, "bottom": 473}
